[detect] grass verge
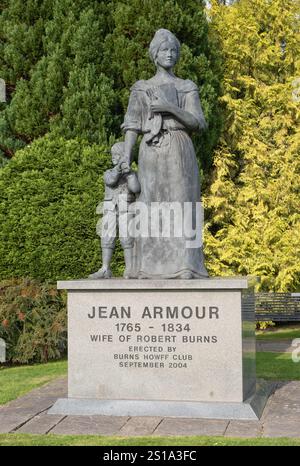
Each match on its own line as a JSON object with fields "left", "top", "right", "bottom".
{"left": 256, "top": 352, "right": 300, "bottom": 380}
{"left": 256, "top": 324, "right": 300, "bottom": 341}
{"left": 0, "top": 433, "right": 300, "bottom": 446}
{"left": 0, "top": 359, "right": 67, "bottom": 405}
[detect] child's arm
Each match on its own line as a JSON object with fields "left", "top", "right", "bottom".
{"left": 104, "top": 167, "right": 121, "bottom": 187}
{"left": 126, "top": 172, "right": 141, "bottom": 194}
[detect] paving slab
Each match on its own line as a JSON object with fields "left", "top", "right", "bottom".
{"left": 118, "top": 417, "right": 162, "bottom": 436}
{"left": 153, "top": 418, "right": 229, "bottom": 436}
{"left": 263, "top": 420, "right": 300, "bottom": 438}
{"left": 272, "top": 381, "right": 300, "bottom": 400}
{"left": 49, "top": 415, "right": 129, "bottom": 435}
{"left": 17, "top": 413, "right": 65, "bottom": 435}
{"left": 224, "top": 420, "right": 263, "bottom": 438}
{"left": 0, "top": 413, "right": 35, "bottom": 434}
{"left": 261, "top": 382, "right": 300, "bottom": 421}
{"left": 1, "top": 398, "right": 58, "bottom": 416}
{"left": 263, "top": 403, "right": 300, "bottom": 419}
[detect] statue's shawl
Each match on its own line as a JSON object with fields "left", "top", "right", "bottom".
{"left": 122, "top": 78, "right": 204, "bottom": 134}
{"left": 131, "top": 78, "right": 198, "bottom": 94}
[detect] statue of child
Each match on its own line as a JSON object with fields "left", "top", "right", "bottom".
{"left": 89, "top": 142, "right": 140, "bottom": 279}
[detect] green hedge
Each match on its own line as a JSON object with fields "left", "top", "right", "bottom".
{"left": 0, "top": 135, "right": 124, "bottom": 280}
{"left": 0, "top": 278, "right": 66, "bottom": 363}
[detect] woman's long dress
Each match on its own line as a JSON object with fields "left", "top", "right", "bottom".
{"left": 122, "top": 77, "right": 208, "bottom": 279}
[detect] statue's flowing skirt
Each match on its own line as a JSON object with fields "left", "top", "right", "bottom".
{"left": 132, "top": 130, "right": 208, "bottom": 279}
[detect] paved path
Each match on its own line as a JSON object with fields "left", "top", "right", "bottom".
{"left": 256, "top": 339, "right": 296, "bottom": 353}
{"left": 1, "top": 377, "right": 300, "bottom": 438}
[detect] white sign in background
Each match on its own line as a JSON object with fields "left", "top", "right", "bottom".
{"left": 0, "top": 79, "right": 6, "bottom": 103}
{"left": 0, "top": 338, "right": 6, "bottom": 363}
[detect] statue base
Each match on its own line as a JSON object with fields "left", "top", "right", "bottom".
{"left": 49, "top": 278, "right": 270, "bottom": 420}
{"left": 49, "top": 381, "right": 273, "bottom": 420}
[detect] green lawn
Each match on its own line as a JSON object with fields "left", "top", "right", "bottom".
{"left": 0, "top": 433, "right": 299, "bottom": 446}
{"left": 256, "top": 352, "right": 300, "bottom": 380}
{"left": 0, "top": 359, "right": 67, "bottom": 405}
{"left": 256, "top": 324, "right": 300, "bottom": 341}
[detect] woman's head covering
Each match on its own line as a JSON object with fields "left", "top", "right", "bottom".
{"left": 149, "top": 29, "right": 180, "bottom": 64}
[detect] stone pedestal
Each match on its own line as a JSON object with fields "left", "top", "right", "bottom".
{"left": 49, "top": 278, "right": 270, "bottom": 419}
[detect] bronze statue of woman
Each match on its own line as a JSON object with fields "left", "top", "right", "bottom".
{"left": 122, "top": 29, "right": 208, "bottom": 279}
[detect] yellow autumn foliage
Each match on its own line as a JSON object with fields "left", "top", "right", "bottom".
{"left": 205, "top": 0, "right": 300, "bottom": 291}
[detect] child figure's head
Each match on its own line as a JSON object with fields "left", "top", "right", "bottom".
{"left": 111, "top": 142, "right": 125, "bottom": 166}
